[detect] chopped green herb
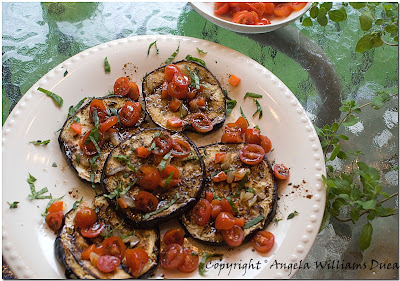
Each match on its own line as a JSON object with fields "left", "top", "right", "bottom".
{"left": 104, "top": 180, "right": 135, "bottom": 202}
{"left": 244, "top": 92, "right": 263, "bottom": 99}
{"left": 240, "top": 107, "right": 250, "bottom": 125}
{"left": 165, "top": 42, "right": 180, "bottom": 64}
{"left": 37, "top": 87, "right": 63, "bottom": 107}
{"left": 147, "top": 40, "right": 159, "bottom": 56}
{"left": 243, "top": 215, "right": 264, "bottom": 229}
{"left": 147, "top": 141, "right": 156, "bottom": 152}
{"left": 123, "top": 172, "right": 129, "bottom": 178}
{"left": 41, "top": 195, "right": 65, "bottom": 217}
{"left": 164, "top": 172, "right": 175, "bottom": 188}
{"left": 191, "top": 252, "right": 199, "bottom": 256}
{"left": 185, "top": 54, "right": 206, "bottom": 67}
{"left": 287, "top": 211, "right": 299, "bottom": 220}
{"left": 234, "top": 172, "right": 249, "bottom": 196}
{"left": 253, "top": 99, "right": 263, "bottom": 119}
{"left": 27, "top": 174, "right": 52, "bottom": 200}
{"left": 109, "top": 107, "right": 118, "bottom": 117}
{"left": 52, "top": 162, "right": 57, "bottom": 167}
{"left": 199, "top": 252, "right": 223, "bottom": 276}
{"left": 185, "top": 65, "right": 201, "bottom": 90}
{"left": 274, "top": 218, "right": 283, "bottom": 224}
{"left": 222, "top": 89, "right": 232, "bottom": 100}
{"left": 72, "top": 116, "right": 80, "bottom": 123}
{"left": 121, "top": 231, "right": 136, "bottom": 240}
{"left": 7, "top": 201, "right": 19, "bottom": 209}
{"left": 197, "top": 47, "right": 207, "bottom": 54}
{"left": 210, "top": 187, "right": 221, "bottom": 200}
{"left": 143, "top": 193, "right": 179, "bottom": 220}
{"left": 68, "top": 97, "right": 87, "bottom": 118}
{"left": 158, "top": 151, "right": 173, "bottom": 170}
{"left": 226, "top": 196, "right": 238, "bottom": 214}
{"left": 104, "top": 57, "right": 111, "bottom": 73}
{"left": 210, "top": 171, "right": 219, "bottom": 178}
{"left": 75, "top": 154, "right": 80, "bottom": 165}
{"left": 89, "top": 153, "right": 101, "bottom": 188}
{"left": 101, "top": 222, "right": 124, "bottom": 239}
{"left": 113, "top": 154, "right": 136, "bottom": 172}
{"left": 226, "top": 100, "right": 237, "bottom": 115}
{"left": 29, "top": 140, "right": 50, "bottom": 146}
{"left": 64, "top": 70, "right": 68, "bottom": 77}
{"left": 255, "top": 125, "right": 261, "bottom": 132}
{"left": 72, "top": 197, "right": 84, "bottom": 210}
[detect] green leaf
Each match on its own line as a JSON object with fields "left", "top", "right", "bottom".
{"left": 104, "top": 57, "right": 111, "bottom": 73}
{"left": 359, "top": 222, "right": 372, "bottom": 251}
{"left": 350, "top": 208, "right": 360, "bottom": 222}
{"left": 375, "top": 206, "right": 396, "bottom": 217}
{"left": 339, "top": 193, "right": 351, "bottom": 201}
{"left": 185, "top": 54, "right": 206, "bottom": 67}
{"left": 309, "top": 6, "right": 319, "bottom": 18}
{"left": 164, "top": 172, "right": 174, "bottom": 189}
{"left": 329, "top": 144, "right": 341, "bottom": 161}
{"left": 165, "top": 42, "right": 180, "bottom": 64}
{"left": 338, "top": 134, "right": 349, "bottom": 140}
{"left": 339, "top": 6, "right": 347, "bottom": 20}
{"left": 319, "top": 209, "right": 331, "bottom": 232}
{"left": 331, "top": 198, "right": 347, "bottom": 216}
{"left": 147, "top": 40, "right": 159, "bottom": 56}
{"left": 375, "top": 19, "right": 384, "bottom": 25}
{"left": 350, "top": 2, "right": 367, "bottom": 9}
{"left": 234, "top": 172, "right": 249, "bottom": 196}
{"left": 359, "top": 11, "right": 373, "bottom": 31}
{"left": 37, "top": 87, "right": 63, "bottom": 107}
{"left": 320, "top": 2, "right": 332, "bottom": 11}
{"left": 287, "top": 211, "right": 299, "bottom": 220}
{"left": 302, "top": 17, "right": 313, "bottom": 26}
{"left": 328, "top": 10, "right": 346, "bottom": 22}
{"left": 355, "top": 199, "right": 376, "bottom": 210}
{"left": 244, "top": 92, "right": 262, "bottom": 99}
{"left": 370, "top": 91, "right": 390, "bottom": 110}
{"left": 52, "top": 162, "right": 57, "bottom": 167}
{"left": 197, "top": 47, "right": 207, "bottom": 54}
{"left": 198, "top": 253, "right": 223, "bottom": 276}
{"left": 317, "top": 13, "right": 328, "bottom": 26}
{"left": 355, "top": 34, "right": 374, "bottom": 53}
{"left": 379, "top": 191, "right": 390, "bottom": 199}
{"left": 226, "top": 100, "right": 237, "bottom": 115}
{"left": 343, "top": 115, "right": 359, "bottom": 127}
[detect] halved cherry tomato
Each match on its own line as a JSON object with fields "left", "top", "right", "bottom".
{"left": 257, "top": 17, "right": 271, "bottom": 25}
{"left": 222, "top": 225, "right": 244, "bottom": 247}
{"left": 89, "top": 99, "right": 107, "bottom": 123}
{"left": 80, "top": 221, "right": 105, "bottom": 238}
{"left": 205, "top": 191, "right": 214, "bottom": 202}
{"left": 152, "top": 131, "right": 172, "bottom": 156}
{"left": 134, "top": 191, "right": 159, "bottom": 212}
{"left": 168, "top": 99, "right": 182, "bottom": 112}
{"left": 220, "top": 198, "right": 235, "bottom": 215}
{"left": 234, "top": 217, "right": 245, "bottom": 228}
{"left": 167, "top": 117, "right": 183, "bottom": 128}
{"left": 136, "top": 166, "right": 161, "bottom": 191}
{"left": 263, "top": 3, "right": 275, "bottom": 15}
{"left": 163, "top": 228, "right": 185, "bottom": 246}
{"left": 97, "top": 255, "right": 120, "bottom": 273}
{"left": 99, "top": 116, "right": 118, "bottom": 132}
{"left": 127, "top": 81, "right": 140, "bottom": 101}
{"left": 291, "top": 2, "right": 307, "bottom": 11}
{"left": 136, "top": 146, "right": 152, "bottom": 158}
{"left": 171, "top": 138, "right": 191, "bottom": 158}
{"left": 274, "top": 164, "right": 290, "bottom": 180}
{"left": 168, "top": 80, "right": 188, "bottom": 99}
{"left": 228, "top": 74, "right": 241, "bottom": 86}
{"left": 214, "top": 152, "right": 226, "bottom": 164}
{"left": 46, "top": 211, "right": 64, "bottom": 231}
{"left": 192, "top": 199, "right": 211, "bottom": 226}
{"left": 165, "top": 64, "right": 182, "bottom": 82}
{"left": 274, "top": 3, "right": 292, "bottom": 17}
{"left": 79, "top": 129, "right": 103, "bottom": 156}
{"left": 260, "top": 135, "right": 272, "bottom": 153}
{"left": 114, "top": 77, "right": 130, "bottom": 96}
{"left": 221, "top": 132, "right": 242, "bottom": 143}
{"left": 117, "top": 197, "right": 128, "bottom": 209}
{"left": 102, "top": 236, "right": 126, "bottom": 260}
{"left": 211, "top": 204, "right": 223, "bottom": 219}
{"left": 249, "top": 2, "right": 265, "bottom": 17}
{"left": 190, "top": 113, "right": 213, "bottom": 133}
{"left": 229, "top": 2, "right": 253, "bottom": 13}
{"left": 81, "top": 244, "right": 95, "bottom": 260}
{"left": 70, "top": 121, "right": 82, "bottom": 135}
{"left": 74, "top": 207, "right": 97, "bottom": 229}
{"left": 93, "top": 244, "right": 105, "bottom": 256}
{"left": 214, "top": 2, "right": 230, "bottom": 15}
{"left": 235, "top": 116, "right": 248, "bottom": 133}
{"left": 119, "top": 101, "right": 141, "bottom": 127}
{"left": 178, "top": 248, "right": 200, "bottom": 273}
{"left": 48, "top": 200, "right": 64, "bottom": 213}
{"left": 233, "top": 10, "right": 259, "bottom": 25}
{"left": 239, "top": 144, "right": 265, "bottom": 165}
{"left": 215, "top": 212, "right": 235, "bottom": 230}
{"left": 160, "top": 243, "right": 184, "bottom": 270}
{"left": 125, "top": 248, "right": 149, "bottom": 277}
{"left": 161, "top": 81, "right": 169, "bottom": 99}
{"left": 244, "top": 128, "right": 261, "bottom": 145}
{"left": 160, "top": 165, "right": 180, "bottom": 179}
{"left": 173, "top": 73, "right": 190, "bottom": 89}
{"left": 225, "top": 123, "right": 242, "bottom": 135}
{"left": 213, "top": 171, "right": 227, "bottom": 182}
{"left": 251, "top": 230, "right": 275, "bottom": 253}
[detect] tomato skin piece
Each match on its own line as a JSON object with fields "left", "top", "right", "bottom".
{"left": 134, "top": 191, "right": 159, "bottom": 213}
{"left": 211, "top": 204, "right": 223, "bottom": 219}
{"left": 46, "top": 211, "right": 64, "bottom": 231}
{"left": 234, "top": 217, "right": 245, "bottom": 228}
{"left": 99, "top": 116, "right": 118, "bottom": 132}
{"left": 114, "top": 77, "right": 130, "bottom": 96}
{"left": 192, "top": 199, "right": 212, "bottom": 226}
{"left": 48, "top": 200, "right": 64, "bottom": 213}
{"left": 163, "top": 228, "right": 185, "bottom": 246}
{"left": 234, "top": 116, "right": 248, "bottom": 133}
{"left": 291, "top": 2, "right": 307, "bottom": 11}
{"left": 165, "top": 64, "right": 182, "bottom": 82}
{"left": 128, "top": 81, "right": 140, "bottom": 101}
{"left": 251, "top": 231, "right": 275, "bottom": 253}
{"left": 244, "top": 128, "right": 261, "bottom": 145}
{"left": 125, "top": 248, "right": 149, "bottom": 277}
{"left": 81, "top": 244, "right": 95, "bottom": 260}
{"left": 225, "top": 123, "right": 242, "bottom": 135}
{"left": 74, "top": 207, "right": 97, "bottom": 229}
{"left": 214, "top": 152, "right": 226, "bottom": 164}
{"left": 205, "top": 191, "right": 214, "bottom": 202}
{"left": 89, "top": 99, "right": 107, "bottom": 123}
{"left": 228, "top": 74, "right": 241, "bottom": 86}
{"left": 220, "top": 198, "right": 235, "bottom": 215}
{"left": 80, "top": 221, "right": 105, "bottom": 238}
{"left": 274, "top": 3, "right": 293, "bottom": 17}
{"left": 215, "top": 212, "right": 235, "bottom": 230}
{"left": 136, "top": 166, "right": 161, "bottom": 191}
{"left": 178, "top": 248, "right": 200, "bottom": 273}
{"left": 136, "top": 146, "right": 152, "bottom": 158}
{"left": 239, "top": 144, "right": 265, "bottom": 165}
{"left": 97, "top": 255, "right": 121, "bottom": 273}
{"left": 152, "top": 131, "right": 172, "bottom": 156}
{"left": 222, "top": 225, "right": 245, "bottom": 247}
{"left": 167, "top": 117, "right": 183, "bottom": 128}
{"left": 260, "top": 135, "right": 272, "bottom": 153}
{"left": 168, "top": 99, "right": 182, "bottom": 112}
{"left": 119, "top": 101, "right": 141, "bottom": 127}
{"left": 171, "top": 138, "right": 191, "bottom": 158}
{"left": 274, "top": 164, "right": 290, "bottom": 180}
{"left": 70, "top": 121, "right": 82, "bottom": 135}
{"left": 102, "top": 236, "right": 126, "bottom": 260}
{"left": 214, "top": 2, "right": 230, "bottom": 15}
{"left": 117, "top": 197, "right": 128, "bottom": 209}
{"left": 160, "top": 243, "right": 185, "bottom": 270}
{"left": 190, "top": 112, "right": 213, "bottom": 133}
{"left": 221, "top": 132, "right": 242, "bottom": 143}
{"left": 213, "top": 171, "right": 227, "bottom": 182}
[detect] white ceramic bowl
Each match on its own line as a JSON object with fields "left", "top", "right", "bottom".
{"left": 190, "top": 2, "right": 311, "bottom": 33}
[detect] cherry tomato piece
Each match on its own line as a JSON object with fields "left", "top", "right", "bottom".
{"left": 257, "top": 17, "right": 271, "bottom": 25}
{"left": 228, "top": 74, "right": 241, "bottom": 86}
{"left": 222, "top": 225, "right": 245, "bottom": 247}
{"left": 274, "top": 3, "right": 293, "bottom": 17}
{"left": 99, "top": 116, "right": 118, "bottom": 132}
{"left": 173, "top": 73, "right": 190, "bottom": 89}
{"left": 163, "top": 228, "right": 185, "bottom": 246}
{"left": 260, "top": 135, "right": 272, "bottom": 153}
{"left": 161, "top": 81, "right": 169, "bottom": 99}
{"left": 234, "top": 116, "right": 248, "bottom": 133}
{"left": 244, "top": 128, "right": 261, "bottom": 145}
{"left": 213, "top": 171, "right": 227, "bottom": 182}
{"left": 134, "top": 191, "right": 159, "bottom": 213}
{"left": 97, "top": 255, "right": 120, "bottom": 273}
{"left": 81, "top": 244, "right": 95, "bottom": 260}
{"left": 239, "top": 144, "right": 265, "bottom": 165}
{"left": 221, "top": 132, "right": 242, "bottom": 143}
{"left": 117, "top": 197, "right": 128, "bottom": 209}
{"left": 192, "top": 199, "right": 211, "bottom": 226}
{"left": 152, "top": 131, "right": 172, "bottom": 156}
{"left": 167, "top": 117, "right": 183, "bottom": 128}
{"left": 114, "top": 77, "right": 130, "bottom": 96}
{"left": 274, "top": 164, "right": 290, "bottom": 180}
{"left": 160, "top": 165, "right": 180, "bottom": 179}
{"left": 70, "top": 121, "right": 82, "bottom": 135}
{"left": 168, "top": 80, "right": 188, "bottom": 99}
{"left": 263, "top": 3, "right": 275, "bottom": 15}
{"left": 205, "top": 191, "right": 214, "bottom": 202}
{"left": 165, "top": 64, "right": 182, "bottom": 82}
{"left": 102, "top": 236, "right": 126, "bottom": 260}
{"left": 225, "top": 123, "right": 242, "bottom": 135}
{"left": 171, "top": 138, "right": 191, "bottom": 158}
{"left": 127, "top": 81, "right": 140, "bottom": 101}
{"left": 211, "top": 204, "right": 223, "bottom": 219}
{"left": 136, "top": 146, "right": 152, "bottom": 158}
{"left": 125, "top": 248, "right": 149, "bottom": 277}
{"left": 249, "top": 2, "right": 265, "bottom": 17}
{"left": 160, "top": 243, "right": 185, "bottom": 270}
{"left": 178, "top": 248, "right": 200, "bottom": 273}
{"left": 232, "top": 10, "right": 259, "bottom": 25}
{"left": 215, "top": 212, "right": 235, "bottom": 230}
{"left": 220, "top": 198, "right": 235, "bottom": 215}
{"left": 251, "top": 231, "right": 275, "bottom": 253}
{"left": 74, "top": 207, "right": 97, "bottom": 229}
{"left": 89, "top": 99, "right": 107, "bottom": 123}
{"left": 48, "top": 200, "right": 64, "bottom": 213}
{"left": 291, "top": 2, "right": 307, "bottom": 11}
{"left": 214, "top": 2, "right": 230, "bottom": 15}
{"left": 79, "top": 129, "right": 103, "bottom": 156}
{"left": 81, "top": 221, "right": 105, "bottom": 238}
{"left": 214, "top": 152, "right": 226, "bottom": 164}
{"left": 190, "top": 113, "right": 213, "bottom": 133}
{"left": 168, "top": 99, "right": 182, "bottom": 112}
{"left": 119, "top": 101, "right": 141, "bottom": 127}
{"left": 46, "top": 211, "right": 64, "bottom": 231}
{"left": 234, "top": 217, "right": 245, "bottom": 228}
{"left": 136, "top": 166, "right": 161, "bottom": 191}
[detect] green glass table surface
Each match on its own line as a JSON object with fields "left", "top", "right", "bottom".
{"left": 2, "top": 2, "right": 398, "bottom": 279}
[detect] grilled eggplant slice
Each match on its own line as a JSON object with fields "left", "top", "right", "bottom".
{"left": 142, "top": 60, "right": 226, "bottom": 133}
{"left": 181, "top": 143, "right": 277, "bottom": 246}
{"left": 55, "top": 196, "right": 159, "bottom": 279}
{"left": 101, "top": 128, "right": 205, "bottom": 228}
{"left": 59, "top": 96, "right": 145, "bottom": 184}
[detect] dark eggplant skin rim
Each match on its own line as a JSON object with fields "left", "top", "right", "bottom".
{"left": 142, "top": 59, "right": 227, "bottom": 134}
{"left": 54, "top": 207, "right": 160, "bottom": 279}
{"left": 100, "top": 127, "right": 207, "bottom": 229}
{"left": 58, "top": 95, "right": 146, "bottom": 186}
{"left": 179, "top": 142, "right": 278, "bottom": 247}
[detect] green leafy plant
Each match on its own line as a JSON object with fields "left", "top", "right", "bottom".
{"left": 301, "top": 2, "right": 398, "bottom": 53}
{"left": 317, "top": 92, "right": 398, "bottom": 251}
